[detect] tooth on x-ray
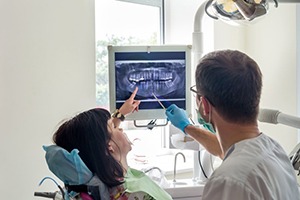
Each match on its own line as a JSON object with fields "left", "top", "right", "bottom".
{"left": 116, "top": 61, "right": 185, "bottom": 99}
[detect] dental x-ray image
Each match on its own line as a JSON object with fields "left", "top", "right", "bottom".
{"left": 114, "top": 52, "right": 186, "bottom": 110}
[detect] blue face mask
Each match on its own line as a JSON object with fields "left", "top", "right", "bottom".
{"left": 196, "top": 109, "right": 216, "bottom": 134}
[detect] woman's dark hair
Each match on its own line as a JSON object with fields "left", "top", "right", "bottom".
{"left": 195, "top": 50, "right": 262, "bottom": 123}
{"left": 53, "top": 108, "right": 124, "bottom": 187}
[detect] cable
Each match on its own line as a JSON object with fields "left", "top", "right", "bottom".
{"left": 189, "top": 118, "right": 208, "bottom": 179}
{"left": 38, "top": 177, "right": 65, "bottom": 200}
{"left": 198, "top": 150, "right": 208, "bottom": 179}
{"left": 38, "top": 177, "right": 60, "bottom": 187}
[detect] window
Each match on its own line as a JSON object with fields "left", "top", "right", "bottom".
{"left": 95, "top": 0, "right": 193, "bottom": 175}
{"left": 95, "top": 0, "right": 163, "bottom": 108}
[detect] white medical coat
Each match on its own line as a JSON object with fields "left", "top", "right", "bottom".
{"left": 202, "top": 133, "right": 300, "bottom": 200}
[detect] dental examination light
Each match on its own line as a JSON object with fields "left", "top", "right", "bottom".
{"left": 258, "top": 108, "right": 300, "bottom": 129}
{"left": 204, "top": 0, "right": 299, "bottom": 23}
{"left": 204, "top": 0, "right": 278, "bottom": 22}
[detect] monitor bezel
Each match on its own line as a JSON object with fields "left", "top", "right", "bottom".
{"left": 108, "top": 45, "right": 192, "bottom": 121}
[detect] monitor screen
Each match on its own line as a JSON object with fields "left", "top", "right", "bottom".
{"left": 108, "top": 45, "right": 192, "bottom": 120}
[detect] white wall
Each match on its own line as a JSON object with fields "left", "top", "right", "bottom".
{"left": 214, "top": 18, "right": 246, "bottom": 52}
{"left": 298, "top": 5, "right": 300, "bottom": 140}
{"left": 245, "top": 4, "right": 298, "bottom": 154}
{"left": 164, "top": 0, "right": 214, "bottom": 53}
{"left": 0, "top": 0, "right": 95, "bottom": 199}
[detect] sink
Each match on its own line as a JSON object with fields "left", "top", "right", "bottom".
{"left": 164, "top": 179, "right": 205, "bottom": 199}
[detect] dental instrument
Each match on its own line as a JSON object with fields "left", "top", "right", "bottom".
{"left": 152, "top": 93, "right": 166, "bottom": 110}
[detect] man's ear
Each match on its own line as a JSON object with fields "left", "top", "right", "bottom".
{"left": 201, "top": 97, "right": 211, "bottom": 116}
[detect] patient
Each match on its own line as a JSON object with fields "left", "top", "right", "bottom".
{"left": 51, "top": 87, "right": 172, "bottom": 200}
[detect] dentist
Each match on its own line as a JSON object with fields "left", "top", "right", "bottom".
{"left": 165, "top": 50, "right": 299, "bottom": 199}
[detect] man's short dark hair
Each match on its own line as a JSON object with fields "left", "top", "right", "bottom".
{"left": 195, "top": 50, "right": 262, "bottom": 123}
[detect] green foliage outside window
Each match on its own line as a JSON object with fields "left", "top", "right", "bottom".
{"left": 96, "top": 33, "right": 158, "bottom": 108}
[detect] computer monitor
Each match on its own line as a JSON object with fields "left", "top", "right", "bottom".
{"left": 108, "top": 45, "right": 192, "bottom": 120}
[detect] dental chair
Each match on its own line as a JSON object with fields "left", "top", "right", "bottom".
{"left": 36, "top": 145, "right": 110, "bottom": 200}
{"left": 289, "top": 143, "right": 300, "bottom": 176}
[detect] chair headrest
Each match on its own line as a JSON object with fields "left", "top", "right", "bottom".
{"left": 43, "top": 145, "right": 93, "bottom": 185}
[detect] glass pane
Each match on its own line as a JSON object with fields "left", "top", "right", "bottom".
{"left": 95, "top": 0, "right": 161, "bottom": 108}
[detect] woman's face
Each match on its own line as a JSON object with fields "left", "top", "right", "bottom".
{"left": 107, "top": 118, "right": 132, "bottom": 155}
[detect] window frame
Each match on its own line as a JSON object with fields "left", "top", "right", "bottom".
{"left": 117, "top": 0, "right": 165, "bottom": 44}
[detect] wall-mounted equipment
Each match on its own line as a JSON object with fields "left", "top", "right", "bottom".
{"left": 108, "top": 45, "right": 192, "bottom": 122}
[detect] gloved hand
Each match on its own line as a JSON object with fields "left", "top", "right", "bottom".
{"left": 165, "top": 104, "right": 191, "bottom": 133}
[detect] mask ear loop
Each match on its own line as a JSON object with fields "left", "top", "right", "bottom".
{"left": 208, "top": 103, "right": 212, "bottom": 124}
{"left": 204, "top": 97, "right": 213, "bottom": 125}
{"left": 197, "top": 98, "right": 203, "bottom": 118}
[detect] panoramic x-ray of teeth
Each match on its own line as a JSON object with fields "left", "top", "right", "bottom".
{"left": 115, "top": 60, "right": 185, "bottom": 101}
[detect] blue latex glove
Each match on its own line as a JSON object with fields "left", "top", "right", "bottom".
{"left": 165, "top": 104, "right": 191, "bottom": 133}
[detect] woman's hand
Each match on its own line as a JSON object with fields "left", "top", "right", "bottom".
{"left": 119, "top": 87, "right": 141, "bottom": 116}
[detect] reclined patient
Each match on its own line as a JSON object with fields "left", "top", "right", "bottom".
{"left": 45, "top": 88, "right": 172, "bottom": 200}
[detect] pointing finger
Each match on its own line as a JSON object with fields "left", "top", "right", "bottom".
{"left": 129, "top": 87, "right": 138, "bottom": 100}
